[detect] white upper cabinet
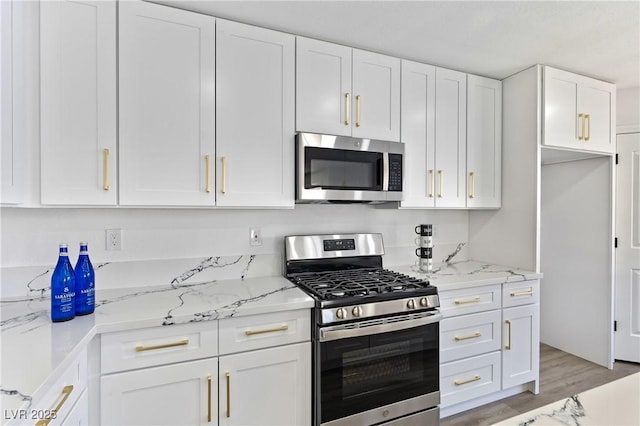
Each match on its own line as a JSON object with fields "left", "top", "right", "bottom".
{"left": 467, "top": 75, "right": 502, "bottom": 208}
{"left": 118, "top": 1, "right": 215, "bottom": 206}
{"left": 40, "top": 0, "right": 116, "bottom": 205}
{"left": 216, "top": 20, "right": 295, "bottom": 208}
{"left": 435, "top": 68, "right": 467, "bottom": 208}
{"left": 296, "top": 37, "right": 400, "bottom": 141}
{"left": 296, "top": 37, "right": 351, "bottom": 137}
{"left": 351, "top": 49, "right": 401, "bottom": 141}
{"left": 543, "top": 66, "right": 615, "bottom": 154}
{"left": 400, "top": 60, "right": 436, "bottom": 208}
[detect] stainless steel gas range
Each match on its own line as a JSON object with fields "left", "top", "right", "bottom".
{"left": 284, "top": 233, "right": 441, "bottom": 426}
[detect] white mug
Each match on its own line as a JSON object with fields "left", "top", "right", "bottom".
{"left": 414, "top": 236, "right": 433, "bottom": 247}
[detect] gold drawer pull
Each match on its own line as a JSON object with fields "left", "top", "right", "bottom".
{"left": 135, "top": 339, "right": 189, "bottom": 352}
{"left": 578, "top": 113, "right": 585, "bottom": 140}
{"left": 221, "top": 156, "right": 227, "bottom": 194}
{"left": 205, "top": 154, "right": 211, "bottom": 193}
{"left": 225, "top": 372, "right": 231, "bottom": 418}
{"left": 35, "top": 385, "right": 74, "bottom": 426}
{"left": 207, "top": 375, "right": 212, "bottom": 422}
{"left": 428, "top": 169, "right": 434, "bottom": 198}
{"left": 355, "top": 95, "right": 362, "bottom": 127}
{"left": 345, "top": 93, "right": 350, "bottom": 125}
{"left": 454, "top": 375, "right": 481, "bottom": 386}
{"left": 102, "top": 149, "right": 110, "bottom": 191}
{"left": 454, "top": 297, "right": 480, "bottom": 305}
{"left": 437, "top": 170, "right": 443, "bottom": 198}
{"left": 454, "top": 332, "right": 481, "bottom": 341}
{"left": 585, "top": 113, "right": 591, "bottom": 141}
{"left": 245, "top": 324, "right": 288, "bottom": 336}
{"left": 505, "top": 319, "right": 512, "bottom": 350}
{"left": 468, "top": 171, "right": 475, "bottom": 199}
{"left": 510, "top": 289, "right": 533, "bottom": 297}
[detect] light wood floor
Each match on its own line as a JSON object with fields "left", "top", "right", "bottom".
{"left": 441, "top": 344, "right": 640, "bottom": 426}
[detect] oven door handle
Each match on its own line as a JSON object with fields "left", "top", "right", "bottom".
{"left": 319, "top": 313, "right": 442, "bottom": 342}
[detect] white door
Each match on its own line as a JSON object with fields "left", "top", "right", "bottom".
{"left": 543, "top": 66, "right": 581, "bottom": 150}
{"left": 467, "top": 75, "right": 502, "bottom": 208}
{"left": 216, "top": 20, "right": 294, "bottom": 208}
{"left": 502, "top": 304, "right": 539, "bottom": 389}
{"left": 399, "top": 59, "right": 436, "bottom": 208}
{"left": 579, "top": 80, "right": 615, "bottom": 154}
{"left": 101, "top": 358, "right": 218, "bottom": 425}
{"left": 352, "top": 49, "right": 400, "bottom": 142}
{"left": 296, "top": 37, "right": 352, "bottom": 137}
{"left": 615, "top": 133, "right": 640, "bottom": 362}
{"left": 434, "top": 67, "right": 466, "bottom": 208}
{"left": 118, "top": 1, "right": 215, "bottom": 206}
{"left": 40, "top": 0, "right": 117, "bottom": 205}
{"left": 219, "top": 343, "right": 311, "bottom": 426}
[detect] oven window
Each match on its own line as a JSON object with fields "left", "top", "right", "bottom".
{"left": 304, "top": 147, "right": 382, "bottom": 191}
{"left": 320, "top": 322, "right": 439, "bottom": 424}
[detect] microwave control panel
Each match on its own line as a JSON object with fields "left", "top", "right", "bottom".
{"left": 388, "top": 154, "right": 403, "bottom": 192}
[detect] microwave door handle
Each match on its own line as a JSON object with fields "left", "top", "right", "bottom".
{"left": 382, "top": 152, "right": 389, "bottom": 191}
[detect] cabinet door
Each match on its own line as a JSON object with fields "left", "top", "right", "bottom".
{"left": 40, "top": 0, "right": 116, "bottom": 205}
{"left": 216, "top": 20, "right": 294, "bottom": 208}
{"left": 435, "top": 68, "right": 467, "bottom": 208}
{"left": 119, "top": 1, "right": 215, "bottom": 206}
{"left": 467, "top": 75, "right": 502, "bottom": 208}
{"left": 296, "top": 37, "right": 352, "bottom": 137}
{"left": 219, "top": 343, "right": 311, "bottom": 426}
{"left": 352, "top": 49, "right": 400, "bottom": 141}
{"left": 101, "top": 358, "right": 218, "bottom": 425}
{"left": 579, "top": 78, "right": 615, "bottom": 153}
{"left": 400, "top": 59, "right": 436, "bottom": 208}
{"left": 502, "top": 304, "right": 539, "bottom": 389}
{"left": 543, "top": 67, "right": 581, "bottom": 150}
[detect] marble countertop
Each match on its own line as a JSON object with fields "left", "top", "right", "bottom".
{"left": 492, "top": 372, "right": 640, "bottom": 425}
{"left": 394, "top": 260, "right": 542, "bottom": 291}
{"left": 0, "top": 275, "right": 313, "bottom": 418}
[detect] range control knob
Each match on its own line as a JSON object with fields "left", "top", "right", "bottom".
{"left": 352, "top": 306, "right": 363, "bottom": 317}
{"left": 336, "top": 308, "right": 347, "bottom": 320}
{"left": 406, "top": 299, "right": 416, "bottom": 310}
{"left": 420, "top": 297, "right": 429, "bottom": 308}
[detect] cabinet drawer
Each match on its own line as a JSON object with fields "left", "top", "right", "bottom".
{"left": 438, "top": 285, "right": 501, "bottom": 317}
{"left": 440, "top": 310, "right": 501, "bottom": 363}
{"left": 440, "top": 351, "right": 501, "bottom": 407}
{"left": 219, "top": 309, "right": 310, "bottom": 355}
{"left": 502, "top": 280, "right": 540, "bottom": 308}
{"left": 17, "top": 349, "right": 87, "bottom": 426}
{"left": 101, "top": 321, "right": 218, "bottom": 374}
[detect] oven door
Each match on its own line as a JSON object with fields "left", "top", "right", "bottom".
{"left": 317, "top": 312, "right": 441, "bottom": 426}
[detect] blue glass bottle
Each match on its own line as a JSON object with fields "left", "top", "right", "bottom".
{"left": 74, "top": 242, "right": 95, "bottom": 316}
{"left": 51, "top": 244, "right": 76, "bottom": 322}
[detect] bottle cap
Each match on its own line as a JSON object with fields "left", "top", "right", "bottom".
{"left": 59, "top": 243, "right": 68, "bottom": 248}
{"left": 79, "top": 241, "right": 88, "bottom": 246}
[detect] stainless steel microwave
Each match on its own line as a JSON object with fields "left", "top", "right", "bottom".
{"left": 296, "top": 132, "right": 404, "bottom": 203}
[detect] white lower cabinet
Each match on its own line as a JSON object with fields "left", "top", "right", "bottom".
{"left": 101, "top": 358, "right": 219, "bottom": 425}
{"left": 219, "top": 343, "right": 311, "bottom": 426}
{"left": 440, "top": 280, "right": 540, "bottom": 416}
{"left": 100, "top": 310, "right": 311, "bottom": 426}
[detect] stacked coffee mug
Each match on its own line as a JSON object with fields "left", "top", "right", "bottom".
{"left": 414, "top": 224, "right": 433, "bottom": 272}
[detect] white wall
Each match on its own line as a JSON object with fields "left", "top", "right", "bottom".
{"left": 617, "top": 87, "right": 640, "bottom": 132}
{"left": 0, "top": 205, "right": 469, "bottom": 269}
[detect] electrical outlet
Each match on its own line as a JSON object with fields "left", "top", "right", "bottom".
{"left": 250, "top": 228, "right": 262, "bottom": 246}
{"left": 105, "top": 229, "right": 123, "bottom": 251}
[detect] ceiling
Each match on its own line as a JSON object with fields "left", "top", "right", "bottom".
{"left": 156, "top": 0, "right": 640, "bottom": 89}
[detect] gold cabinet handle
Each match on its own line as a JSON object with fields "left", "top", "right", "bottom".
{"left": 355, "top": 95, "right": 361, "bottom": 127}
{"left": 469, "top": 171, "right": 475, "bottom": 199}
{"left": 207, "top": 375, "right": 212, "bottom": 422}
{"left": 205, "top": 155, "right": 211, "bottom": 193}
{"left": 225, "top": 372, "right": 231, "bottom": 418}
{"left": 35, "top": 385, "right": 74, "bottom": 426}
{"left": 135, "top": 339, "right": 189, "bottom": 352}
{"left": 585, "top": 114, "right": 591, "bottom": 141}
{"left": 244, "top": 324, "right": 289, "bottom": 336}
{"left": 428, "top": 169, "right": 434, "bottom": 198}
{"left": 578, "top": 113, "right": 585, "bottom": 140}
{"left": 510, "top": 289, "right": 533, "bottom": 297}
{"left": 454, "top": 297, "right": 480, "bottom": 305}
{"left": 344, "top": 93, "right": 350, "bottom": 125}
{"left": 454, "top": 375, "right": 481, "bottom": 386}
{"left": 103, "top": 149, "right": 110, "bottom": 191}
{"left": 505, "top": 319, "right": 512, "bottom": 350}
{"left": 454, "top": 332, "right": 481, "bottom": 341}
{"left": 437, "top": 170, "right": 443, "bottom": 198}
{"left": 221, "top": 156, "right": 227, "bottom": 194}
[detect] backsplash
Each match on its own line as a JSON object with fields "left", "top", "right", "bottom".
{"left": 0, "top": 205, "right": 469, "bottom": 298}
